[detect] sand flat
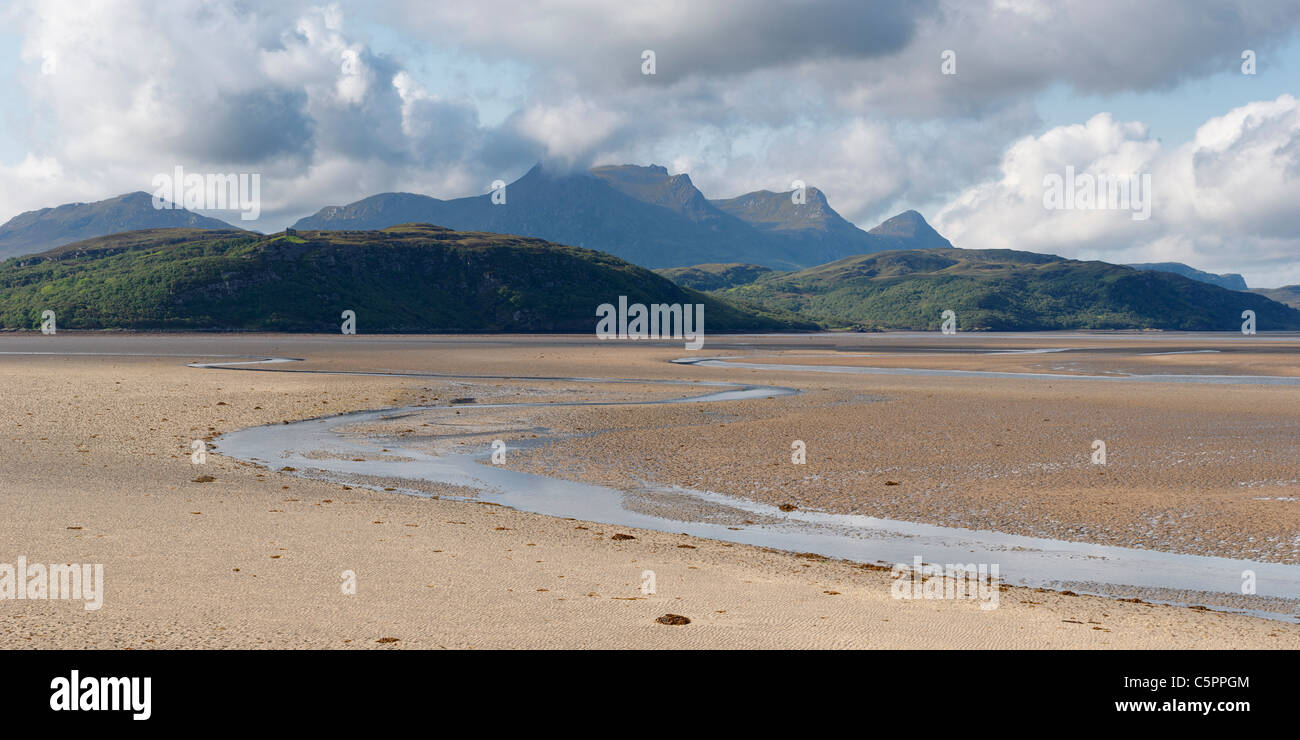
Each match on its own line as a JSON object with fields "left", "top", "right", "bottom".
{"left": 2, "top": 332, "right": 1297, "bottom": 648}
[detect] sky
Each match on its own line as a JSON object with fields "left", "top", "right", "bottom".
{"left": 0, "top": 0, "right": 1297, "bottom": 286}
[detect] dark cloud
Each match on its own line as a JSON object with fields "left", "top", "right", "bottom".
{"left": 174, "top": 88, "right": 315, "bottom": 164}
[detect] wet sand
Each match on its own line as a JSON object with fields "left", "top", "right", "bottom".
{"left": 2, "top": 332, "right": 1298, "bottom": 648}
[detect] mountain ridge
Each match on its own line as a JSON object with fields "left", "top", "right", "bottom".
{"left": 0, "top": 191, "right": 242, "bottom": 260}
{"left": 1125, "top": 262, "right": 1248, "bottom": 291}
{"left": 0, "top": 224, "right": 814, "bottom": 333}
{"left": 1250, "top": 285, "right": 1300, "bottom": 309}
{"left": 681, "top": 248, "right": 1300, "bottom": 331}
{"left": 292, "top": 163, "right": 946, "bottom": 270}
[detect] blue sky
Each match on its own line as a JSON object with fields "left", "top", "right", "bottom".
{"left": 1035, "top": 37, "right": 1300, "bottom": 146}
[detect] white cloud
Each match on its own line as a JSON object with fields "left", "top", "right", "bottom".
{"left": 0, "top": 0, "right": 1297, "bottom": 289}
{"left": 935, "top": 96, "right": 1300, "bottom": 287}
{"left": 514, "top": 99, "right": 624, "bottom": 166}
{"left": 0, "top": 0, "right": 539, "bottom": 231}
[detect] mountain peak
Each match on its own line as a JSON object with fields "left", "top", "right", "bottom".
{"left": 868, "top": 210, "right": 927, "bottom": 237}
{"left": 709, "top": 186, "right": 839, "bottom": 231}
{"left": 0, "top": 192, "right": 241, "bottom": 260}
{"left": 588, "top": 163, "right": 717, "bottom": 221}
{"left": 867, "top": 210, "right": 952, "bottom": 249}
{"left": 591, "top": 163, "right": 669, "bottom": 177}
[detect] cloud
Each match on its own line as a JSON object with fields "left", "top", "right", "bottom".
{"left": 381, "top": 0, "right": 932, "bottom": 88}
{"left": 0, "top": 0, "right": 1297, "bottom": 288}
{"left": 934, "top": 95, "right": 1300, "bottom": 287}
{"left": 0, "top": 0, "right": 541, "bottom": 230}
{"left": 512, "top": 99, "right": 625, "bottom": 167}
{"left": 383, "top": 0, "right": 1300, "bottom": 114}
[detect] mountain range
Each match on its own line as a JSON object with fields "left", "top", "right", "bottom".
{"left": 0, "top": 164, "right": 1291, "bottom": 333}
{"left": 291, "top": 164, "right": 951, "bottom": 269}
{"left": 0, "top": 191, "right": 240, "bottom": 260}
{"left": 0, "top": 167, "right": 1267, "bottom": 293}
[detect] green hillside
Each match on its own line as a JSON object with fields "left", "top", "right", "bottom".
{"left": 709, "top": 248, "right": 1300, "bottom": 331}
{"left": 0, "top": 224, "right": 814, "bottom": 332}
{"left": 1250, "top": 285, "right": 1300, "bottom": 310}
{"left": 654, "top": 263, "right": 774, "bottom": 291}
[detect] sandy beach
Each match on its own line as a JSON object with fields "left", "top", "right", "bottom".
{"left": 2, "top": 332, "right": 1298, "bottom": 648}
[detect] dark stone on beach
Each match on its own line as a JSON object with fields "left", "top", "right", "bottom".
{"left": 450, "top": 397, "right": 476, "bottom": 404}
{"left": 192, "top": 475, "right": 216, "bottom": 483}
{"left": 611, "top": 533, "right": 636, "bottom": 540}
{"left": 376, "top": 637, "right": 400, "bottom": 644}
{"left": 778, "top": 503, "right": 797, "bottom": 512}
{"left": 655, "top": 614, "right": 690, "bottom": 626}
